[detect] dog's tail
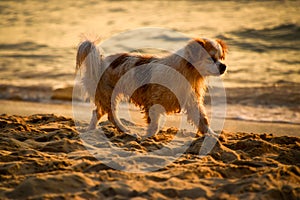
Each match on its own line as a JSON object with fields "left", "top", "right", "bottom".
{"left": 76, "top": 40, "right": 103, "bottom": 102}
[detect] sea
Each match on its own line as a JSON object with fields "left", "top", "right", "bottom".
{"left": 0, "top": 0, "right": 299, "bottom": 129}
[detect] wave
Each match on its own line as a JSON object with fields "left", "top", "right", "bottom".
{"left": 225, "top": 84, "right": 300, "bottom": 108}
{"left": 0, "top": 84, "right": 78, "bottom": 102}
{"left": 0, "top": 41, "right": 60, "bottom": 60}
{"left": 0, "top": 54, "right": 61, "bottom": 59}
{"left": 233, "top": 23, "right": 300, "bottom": 42}
{"left": 0, "top": 41, "right": 48, "bottom": 51}
{"left": 151, "top": 34, "right": 189, "bottom": 42}
{"left": 227, "top": 116, "right": 300, "bottom": 126}
{"left": 1, "top": 54, "right": 59, "bottom": 59}
{"left": 217, "top": 23, "right": 300, "bottom": 52}
{"left": 0, "top": 84, "right": 53, "bottom": 102}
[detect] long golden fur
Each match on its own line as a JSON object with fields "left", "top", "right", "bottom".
{"left": 76, "top": 37, "right": 228, "bottom": 137}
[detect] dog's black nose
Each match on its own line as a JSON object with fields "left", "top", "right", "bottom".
{"left": 219, "top": 63, "right": 227, "bottom": 74}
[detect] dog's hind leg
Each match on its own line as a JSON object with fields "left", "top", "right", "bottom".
{"left": 145, "top": 104, "right": 165, "bottom": 138}
{"left": 108, "top": 99, "right": 130, "bottom": 133}
{"left": 87, "top": 107, "right": 104, "bottom": 131}
{"left": 108, "top": 111, "right": 129, "bottom": 133}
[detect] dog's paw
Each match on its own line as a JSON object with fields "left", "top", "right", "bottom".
{"left": 116, "top": 125, "right": 130, "bottom": 133}
{"left": 143, "top": 126, "right": 159, "bottom": 139}
{"left": 204, "top": 128, "right": 219, "bottom": 138}
{"left": 131, "top": 133, "right": 142, "bottom": 140}
{"left": 86, "top": 125, "right": 96, "bottom": 132}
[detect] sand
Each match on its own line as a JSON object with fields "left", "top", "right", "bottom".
{"left": 0, "top": 114, "right": 299, "bottom": 199}
{"left": 1, "top": 99, "right": 299, "bottom": 137}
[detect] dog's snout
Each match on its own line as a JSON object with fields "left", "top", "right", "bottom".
{"left": 219, "top": 63, "right": 227, "bottom": 74}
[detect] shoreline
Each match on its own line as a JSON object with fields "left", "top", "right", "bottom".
{"left": 1, "top": 99, "right": 299, "bottom": 137}
{"left": 1, "top": 82, "right": 300, "bottom": 105}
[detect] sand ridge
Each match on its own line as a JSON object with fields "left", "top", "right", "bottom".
{"left": 0, "top": 114, "right": 299, "bottom": 199}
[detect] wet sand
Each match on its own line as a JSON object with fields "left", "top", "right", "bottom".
{"left": 1, "top": 99, "right": 299, "bottom": 137}
{"left": 0, "top": 114, "right": 299, "bottom": 199}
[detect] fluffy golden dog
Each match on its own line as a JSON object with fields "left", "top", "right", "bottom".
{"left": 76, "top": 37, "right": 227, "bottom": 137}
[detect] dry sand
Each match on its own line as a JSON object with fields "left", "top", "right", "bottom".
{"left": 0, "top": 114, "right": 299, "bottom": 199}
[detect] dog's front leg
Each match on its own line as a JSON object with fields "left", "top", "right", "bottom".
{"left": 197, "top": 113, "right": 209, "bottom": 134}
{"left": 194, "top": 108, "right": 219, "bottom": 137}
{"left": 186, "top": 100, "right": 210, "bottom": 136}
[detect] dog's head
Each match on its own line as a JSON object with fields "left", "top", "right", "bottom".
{"left": 184, "top": 38, "right": 228, "bottom": 76}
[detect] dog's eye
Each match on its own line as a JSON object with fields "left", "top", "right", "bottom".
{"left": 211, "top": 57, "right": 217, "bottom": 62}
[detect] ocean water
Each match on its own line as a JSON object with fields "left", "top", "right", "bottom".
{"left": 0, "top": 0, "right": 299, "bottom": 126}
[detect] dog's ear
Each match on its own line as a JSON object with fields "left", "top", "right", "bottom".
{"left": 194, "top": 38, "right": 205, "bottom": 47}
{"left": 185, "top": 38, "right": 206, "bottom": 65}
{"left": 216, "top": 39, "right": 228, "bottom": 60}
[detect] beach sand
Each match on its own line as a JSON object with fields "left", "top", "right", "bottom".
{"left": 0, "top": 113, "right": 299, "bottom": 199}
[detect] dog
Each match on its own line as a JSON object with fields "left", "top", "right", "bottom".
{"left": 76, "top": 37, "right": 227, "bottom": 137}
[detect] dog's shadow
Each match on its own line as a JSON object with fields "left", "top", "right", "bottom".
{"left": 99, "top": 118, "right": 144, "bottom": 140}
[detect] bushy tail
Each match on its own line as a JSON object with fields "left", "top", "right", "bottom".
{"left": 76, "top": 40, "right": 102, "bottom": 102}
